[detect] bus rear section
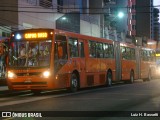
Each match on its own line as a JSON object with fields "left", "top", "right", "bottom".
{"left": 115, "top": 43, "right": 156, "bottom": 83}
{"left": 139, "top": 47, "right": 156, "bottom": 81}
{"left": 115, "top": 42, "right": 138, "bottom": 83}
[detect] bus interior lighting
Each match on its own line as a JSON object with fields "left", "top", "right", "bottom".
{"left": 16, "top": 34, "right": 22, "bottom": 40}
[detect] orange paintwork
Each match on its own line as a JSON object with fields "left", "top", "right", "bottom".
{"left": 6, "top": 29, "right": 156, "bottom": 91}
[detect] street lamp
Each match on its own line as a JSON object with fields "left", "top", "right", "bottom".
{"left": 104, "top": 11, "right": 125, "bottom": 40}
{"left": 117, "top": 11, "right": 124, "bottom": 19}
{"left": 107, "top": 11, "right": 125, "bottom": 29}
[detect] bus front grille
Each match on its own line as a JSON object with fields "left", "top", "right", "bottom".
{"left": 12, "top": 82, "right": 47, "bottom": 85}
{"left": 16, "top": 72, "right": 41, "bottom": 76}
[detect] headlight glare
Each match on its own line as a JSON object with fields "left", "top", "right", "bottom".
{"left": 42, "top": 71, "right": 50, "bottom": 78}
{"left": 8, "top": 71, "right": 16, "bottom": 78}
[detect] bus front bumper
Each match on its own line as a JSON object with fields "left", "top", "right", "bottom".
{"left": 7, "top": 77, "right": 54, "bottom": 90}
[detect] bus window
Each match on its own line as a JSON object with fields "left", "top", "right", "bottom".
{"left": 28, "top": 42, "right": 38, "bottom": 66}
{"left": 121, "top": 47, "right": 134, "bottom": 60}
{"left": 96, "top": 42, "right": 103, "bottom": 58}
{"left": 126, "top": 48, "right": 131, "bottom": 60}
{"left": 58, "top": 42, "right": 63, "bottom": 58}
{"left": 142, "top": 50, "right": 148, "bottom": 61}
{"left": 55, "top": 35, "right": 67, "bottom": 60}
{"left": 38, "top": 41, "right": 51, "bottom": 66}
{"left": 18, "top": 43, "right": 27, "bottom": 66}
{"left": 148, "top": 50, "right": 155, "bottom": 62}
{"left": 54, "top": 35, "right": 67, "bottom": 71}
{"left": 69, "top": 38, "right": 78, "bottom": 58}
{"left": 103, "top": 43, "right": 109, "bottom": 58}
{"left": 9, "top": 40, "right": 51, "bottom": 67}
{"left": 121, "top": 47, "right": 126, "bottom": 59}
{"left": 130, "top": 48, "right": 135, "bottom": 60}
{"left": 108, "top": 44, "right": 114, "bottom": 58}
{"left": 79, "top": 42, "right": 84, "bottom": 57}
{"left": 89, "top": 41, "right": 96, "bottom": 58}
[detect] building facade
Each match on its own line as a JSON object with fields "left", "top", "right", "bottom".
{"left": 128, "top": 0, "right": 136, "bottom": 36}
{"left": 103, "top": 0, "right": 129, "bottom": 41}
{"left": 0, "top": 0, "right": 158, "bottom": 44}
{"left": 136, "top": 0, "right": 159, "bottom": 44}
{"left": 153, "top": 8, "right": 160, "bottom": 42}
{"left": 0, "top": 0, "right": 101, "bottom": 38}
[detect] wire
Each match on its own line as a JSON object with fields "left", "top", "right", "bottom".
{"left": 0, "top": 9, "right": 158, "bottom": 14}
{"left": 0, "top": 4, "right": 160, "bottom": 9}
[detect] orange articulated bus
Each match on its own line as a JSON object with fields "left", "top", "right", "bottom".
{"left": 140, "top": 47, "right": 156, "bottom": 81}
{"left": 6, "top": 28, "right": 156, "bottom": 93}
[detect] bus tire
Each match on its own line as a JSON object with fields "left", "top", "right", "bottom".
{"left": 70, "top": 73, "right": 79, "bottom": 92}
{"left": 106, "top": 71, "right": 112, "bottom": 87}
{"left": 130, "top": 71, "right": 134, "bottom": 83}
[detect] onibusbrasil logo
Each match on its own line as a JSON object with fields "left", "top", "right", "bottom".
{"left": 1, "top": 112, "right": 42, "bottom": 118}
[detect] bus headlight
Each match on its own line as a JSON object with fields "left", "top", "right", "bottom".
{"left": 42, "top": 71, "right": 50, "bottom": 78}
{"left": 8, "top": 71, "right": 16, "bottom": 78}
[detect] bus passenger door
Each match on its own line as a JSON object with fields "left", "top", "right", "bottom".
{"left": 78, "top": 39, "right": 86, "bottom": 88}
{"left": 68, "top": 38, "right": 86, "bottom": 88}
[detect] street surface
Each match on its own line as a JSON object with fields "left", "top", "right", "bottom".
{"left": 0, "top": 79, "right": 160, "bottom": 120}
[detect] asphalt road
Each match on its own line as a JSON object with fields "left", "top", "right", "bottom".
{"left": 0, "top": 79, "right": 160, "bottom": 120}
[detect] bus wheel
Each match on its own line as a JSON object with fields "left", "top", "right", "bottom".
{"left": 70, "top": 73, "right": 79, "bottom": 92}
{"left": 106, "top": 71, "right": 112, "bottom": 87}
{"left": 130, "top": 71, "right": 134, "bottom": 83}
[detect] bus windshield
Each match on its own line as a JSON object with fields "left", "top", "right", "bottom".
{"left": 9, "top": 40, "right": 52, "bottom": 67}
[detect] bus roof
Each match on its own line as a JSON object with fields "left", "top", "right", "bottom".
{"left": 11, "top": 28, "right": 114, "bottom": 44}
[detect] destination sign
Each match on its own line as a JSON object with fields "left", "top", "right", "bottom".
{"left": 24, "top": 32, "right": 48, "bottom": 39}
{"left": 156, "top": 54, "right": 160, "bottom": 57}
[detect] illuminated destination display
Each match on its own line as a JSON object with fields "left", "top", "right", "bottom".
{"left": 156, "top": 54, "right": 160, "bottom": 57}
{"left": 24, "top": 32, "right": 48, "bottom": 39}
